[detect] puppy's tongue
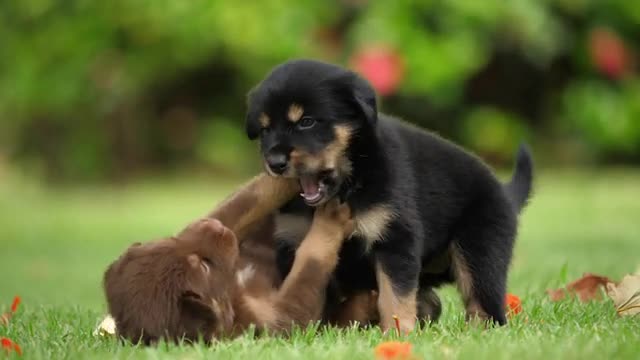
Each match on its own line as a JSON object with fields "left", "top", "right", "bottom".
{"left": 299, "top": 175, "right": 321, "bottom": 202}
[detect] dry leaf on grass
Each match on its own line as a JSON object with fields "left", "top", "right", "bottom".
{"left": 547, "top": 273, "right": 613, "bottom": 302}
{"left": 606, "top": 274, "right": 640, "bottom": 316}
{"left": 93, "top": 314, "right": 116, "bottom": 336}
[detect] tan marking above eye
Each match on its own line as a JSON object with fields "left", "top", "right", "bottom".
{"left": 288, "top": 103, "right": 304, "bottom": 123}
{"left": 259, "top": 113, "right": 270, "bottom": 128}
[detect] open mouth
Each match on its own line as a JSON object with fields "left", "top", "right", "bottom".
{"left": 299, "top": 171, "right": 334, "bottom": 206}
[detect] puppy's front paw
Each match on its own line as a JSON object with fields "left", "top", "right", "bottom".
{"left": 314, "top": 199, "right": 354, "bottom": 237}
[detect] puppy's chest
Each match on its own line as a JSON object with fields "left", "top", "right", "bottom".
{"left": 274, "top": 204, "right": 396, "bottom": 249}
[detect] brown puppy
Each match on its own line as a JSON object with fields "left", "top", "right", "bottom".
{"left": 104, "top": 199, "right": 354, "bottom": 344}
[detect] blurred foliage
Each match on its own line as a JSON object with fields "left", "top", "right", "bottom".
{"left": 0, "top": 0, "right": 639, "bottom": 181}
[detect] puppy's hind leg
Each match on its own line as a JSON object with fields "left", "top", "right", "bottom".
{"left": 450, "top": 209, "right": 516, "bottom": 326}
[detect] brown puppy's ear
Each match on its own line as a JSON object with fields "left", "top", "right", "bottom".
{"left": 180, "top": 290, "right": 217, "bottom": 322}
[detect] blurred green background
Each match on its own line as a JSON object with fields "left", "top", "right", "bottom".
{"left": 1, "top": 0, "right": 640, "bottom": 311}
{"left": 2, "top": 0, "right": 639, "bottom": 183}
{"left": 2, "top": 3, "right": 640, "bottom": 358}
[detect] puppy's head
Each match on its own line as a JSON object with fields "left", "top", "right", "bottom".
{"left": 103, "top": 218, "right": 239, "bottom": 345}
{"left": 245, "top": 59, "right": 378, "bottom": 206}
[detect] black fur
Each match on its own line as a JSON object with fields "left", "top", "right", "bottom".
{"left": 245, "top": 59, "right": 534, "bottom": 326}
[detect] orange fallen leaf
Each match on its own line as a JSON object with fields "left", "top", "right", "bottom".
{"left": 547, "top": 273, "right": 613, "bottom": 302}
{"left": 505, "top": 293, "right": 522, "bottom": 317}
{"left": 375, "top": 341, "right": 414, "bottom": 360}
{"left": 1, "top": 337, "right": 22, "bottom": 356}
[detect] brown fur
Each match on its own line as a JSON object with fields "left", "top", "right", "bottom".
{"left": 104, "top": 200, "right": 355, "bottom": 344}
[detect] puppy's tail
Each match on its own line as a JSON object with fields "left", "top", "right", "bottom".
{"left": 504, "top": 143, "right": 534, "bottom": 213}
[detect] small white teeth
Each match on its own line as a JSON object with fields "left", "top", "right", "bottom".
{"left": 300, "top": 192, "right": 322, "bottom": 202}
{"left": 299, "top": 181, "right": 325, "bottom": 203}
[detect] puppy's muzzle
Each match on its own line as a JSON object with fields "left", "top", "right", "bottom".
{"left": 265, "top": 153, "right": 288, "bottom": 175}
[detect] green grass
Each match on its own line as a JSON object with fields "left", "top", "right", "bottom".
{"left": 1, "top": 169, "right": 639, "bottom": 359}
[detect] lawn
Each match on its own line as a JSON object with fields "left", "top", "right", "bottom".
{"left": 1, "top": 169, "right": 639, "bottom": 359}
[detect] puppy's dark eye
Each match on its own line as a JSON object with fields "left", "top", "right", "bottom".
{"left": 298, "top": 116, "right": 315, "bottom": 130}
{"left": 260, "top": 127, "right": 270, "bottom": 136}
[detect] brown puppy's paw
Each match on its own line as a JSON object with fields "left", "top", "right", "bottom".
{"left": 193, "top": 218, "right": 226, "bottom": 236}
{"left": 314, "top": 199, "right": 354, "bottom": 238}
{"left": 178, "top": 218, "right": 236, "bottom": 247}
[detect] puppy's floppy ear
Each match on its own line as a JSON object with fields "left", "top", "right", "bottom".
{"left": 180, "top": 290, "right": 217, "bottom": 322}
{"left": 245, "top": 85, "right": 264, "bottom": 140}
{"left": 351, "top": 75, "right": 378, "bottom": 126}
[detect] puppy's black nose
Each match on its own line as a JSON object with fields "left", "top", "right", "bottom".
{"left": 266, "top": 153, "right": 288, "bottom": 174}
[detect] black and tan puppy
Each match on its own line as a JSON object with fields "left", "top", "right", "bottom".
{"left": 244, "top": 59, "right": 534, "bottom": 332}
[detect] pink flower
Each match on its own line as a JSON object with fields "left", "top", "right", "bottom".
{"left": 350, "top": 45, "right": 405, "bottom": 96}
{"left": 589, "top": 27, "right": 631, "bottom": 79}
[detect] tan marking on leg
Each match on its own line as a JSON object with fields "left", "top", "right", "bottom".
{"left": 353, "top": 205, "right": 397, "bottom": 249}
{"left": 259, "top": 113, "right": 270, "bottom": 128}
{"left": 375, "top": 263, "right": 417, "bottom": 333}
{"left": 287, "top": 103, "right": 304, "bottom": 123}
{"left": 451, "top": 244, "right": 489, "bottom": 323}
